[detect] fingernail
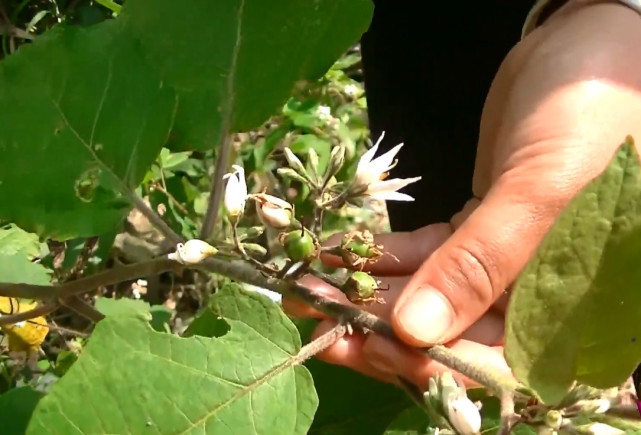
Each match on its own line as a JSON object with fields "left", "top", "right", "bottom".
{"left": 363, "top": 336, "right": 399, "bottom": 375}
{"left": 395, "top": 287, "right": 453, "bottom": 345}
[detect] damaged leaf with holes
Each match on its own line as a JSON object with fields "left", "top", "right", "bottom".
{"left": 0, "top": 21, "right": 176, "bottom": 239}
{"left": 26, "top": 284, "right": 317, "bottom": 434}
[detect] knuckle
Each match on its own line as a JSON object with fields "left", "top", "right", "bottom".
{"left": 442, "top": 242, "right": 501, "bottom": 309}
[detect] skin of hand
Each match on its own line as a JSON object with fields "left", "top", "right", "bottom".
{"left": 284, "top": 0, "right": 641, "bottom": 389}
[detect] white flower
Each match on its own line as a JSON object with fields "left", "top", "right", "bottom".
{"left": 168, "top": 239, "right": 217, "bottom": 265}
{"left": 317, "top": 105, "right": 332, "bottom": 121}
{"left": 344, "top": 84, "right": 360, "bottom": 97}
{"left": 582, "top": 423, "right": 624, "bottom": 435}
{"left": 316, "top": 105, "right": 339, "bottom": 130}
{"left": 446, "top": 396, "right": 481, "bottom": 435}
{"left": 250, "top": 193, "right": 293, "bottom": 229}
{"left": 353, "top": 131, "right": 421, "bottom": 201}
{"left": 223, "top": 165, "right": 248, "bottom": 219}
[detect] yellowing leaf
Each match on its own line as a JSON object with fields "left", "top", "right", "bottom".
{"left": 0, "top": 297, "right": 49, "bottom": 352}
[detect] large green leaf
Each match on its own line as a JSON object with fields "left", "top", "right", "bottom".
{"left": 505, "top": 138, "right": 641, "bottom": 404}
{"left": 0, "top": 21, "right": 177, "bottom": 239}
{"left": 0, "top": 224, "right": 51, "bottom": 285}
{"left": 0, "top": 387, "right": 44, "bottom": 434}
{"left": 122, "top": 0, "right": 374, "bottom": 150}
{"left": 27, "top": 284, "right": 318, "bottom": 434}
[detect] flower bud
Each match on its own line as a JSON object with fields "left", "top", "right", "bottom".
{"left": 324, "top": 145, "right": 345, "bottom": 184}
{"left": 446, "top": 396, "right": 481, "bottom": 435}
{"left": 342, "top": 271, "right": 382, "bottom": 304}
{"left": 223, "top": 165, "right": 247, "bottom": 221}
{"left": 168, "top": 239, "right": 217, "bottom": 265}
{"left": 251, "top": 193, "right": 294, "bottom": 229}
{"left": 280, "top": 229, "right": 319, "bottom": 262}
{"left": 308, "top": 148, "right": 320, "bottom": 176}
{"left": 283, "top": 147, "right": 309, "bottom": 179}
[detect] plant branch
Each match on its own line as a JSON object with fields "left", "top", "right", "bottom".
{"left": 0, "top": 258, "right": 184, "bottom": 300}
{"left": 0, "top": 302, "right": 57, "bottom": 326}
{"left": 293, "top": 323, "right": 347, "bottom": 365}
{"left": 200, "top": 133, "right": 233, "bottom": 240}
{"left": 499, "top": 393, "right": 517, "bottom": 435}
{"left": 59, "top": 297, "right": 105, "bottom": 323}
{"left": 127, "top": 190, "right": 183, "bottom": 245}
{"left": 200, "top": 256, "right": 523, "bottom": 396}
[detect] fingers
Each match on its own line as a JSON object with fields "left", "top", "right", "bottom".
{"left": 391, "top": 179, "right": 565, "bottom": 347}
{"left": 283, "top": 275, "right": 410, "bottom": 320}
{"left": 310, "top": 319, "right": 399, "bottom": 385}
{"left": 321, "top": 224, "right": 452, "bottom": 276}
{"left": 312, "top": 316, "right": 510, "bottom": 389}
{"left": 361, "top": 334, "right": 511, "bottom": 389}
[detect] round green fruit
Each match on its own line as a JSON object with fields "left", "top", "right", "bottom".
{"left": 282, "top": 229, "right": 318, "bottom": 262}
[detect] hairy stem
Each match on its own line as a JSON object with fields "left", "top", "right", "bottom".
{"left": 499, "top": 392, "right": 516, "bottom": 435}
{"left": 0, "top": 258, "right": 184, "bottom": 300}
{"left": 0, "top": 253, "right": 521, "bottom": 396}
{"left": 200, "top": 257, "right": 522, "bottom": 396}
{"left": 293, "top": 323, "right": 347, "bottom": 365}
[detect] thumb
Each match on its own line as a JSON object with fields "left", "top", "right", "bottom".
{"left": 392, "top": 179, "right": 567, "bottom": 347}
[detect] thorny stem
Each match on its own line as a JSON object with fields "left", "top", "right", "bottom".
{"left": 307, "top": 267, "right": 346, "bottom": 290}
{"left": 0, "top": 253, "right": 521, "bottom": 397}
{"left": 199, "top": 256, "right": 523, "bottom": 396}
{"left": 200, "top": 133, "right": 233, "bottom": 240}
{"left": 293, "top": 323, "right": 347, "bottom": 365}
{"left": 0, "top": 257, "right": 184, "bottom": 300}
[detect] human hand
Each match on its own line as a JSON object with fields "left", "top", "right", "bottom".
{"left": 286, "top": 1, "right": 641, "bottom": 388}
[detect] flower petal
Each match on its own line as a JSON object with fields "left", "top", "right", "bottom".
{"left": 369, "top": 190, "right": 415, "bottom": 201}
{"left": 366, "top": 176, "right": 421, "bottom": 195}
{"left": 366, "top": 143, "right": 404, "bottom": 180}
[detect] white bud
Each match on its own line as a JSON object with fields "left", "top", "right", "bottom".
{"left": 446, "top": 396, "right": 481, "bottom": 435}
{"left": 223, "top": 165, "right": 247, "bottom": 220}
{"left": 251, "top": 193, "right": 293, "bottom": 229}
{"left": 168, "top": 239, "right": 217, "bottom": 265}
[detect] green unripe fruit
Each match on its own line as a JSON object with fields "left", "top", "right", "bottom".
{"left": 343, "top": 239, "right": 375, "bottom": 258}
{"left": 282, "top": 229, "right": 318, "bottom": 262}
{"left": 342, "top": 271, "right": 383, "bottom": 304}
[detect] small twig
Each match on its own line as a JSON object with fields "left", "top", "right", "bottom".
{"left": 47, "top": 321, "right": 90, "bottom": 338}
{"left": 499, "top": 392, "right": 517, "bottom": 435}
{"left": 231, "top": 224, "right": 279, "bottom": 274}
{"left": 65, "top": 236, "right": 99, "bottom": 281}
{"left": 307, "top": 267, "right": 346, "bottom": 290}
{"left": 153, "top": 183, "right": 188, "bottom": 215}
{"left": 0, "top": 302, "right": 57, "bottom": 326}
{"left": 59, "top": 297, "right": 105, "bottom": 323}
{"left": 293, "top": 322, "right": 347, "bottom": 365}
{"left": 127, "top": 191, "right": 183, "bottom": 245}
